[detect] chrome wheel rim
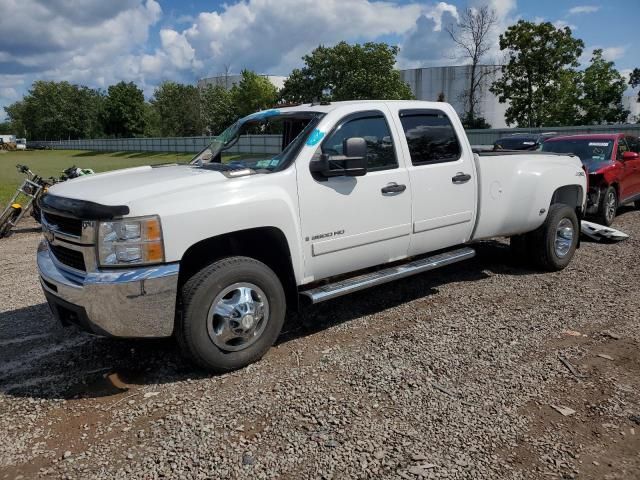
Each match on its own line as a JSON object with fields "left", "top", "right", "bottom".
{"left": 207, "top": 282, "right": 269, "bottom": 352}
{"left": 555, "top": 218, "right": 574, "bottom": 258}
{"left": 605, "top": 191, "right": 616, "bottom": 222}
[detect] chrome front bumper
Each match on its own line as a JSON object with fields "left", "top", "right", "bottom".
{"left": 37, "top": 241, "right": 179, "bottom": 337}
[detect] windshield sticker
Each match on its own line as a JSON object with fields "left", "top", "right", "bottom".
{"left": 589, "top": 142, "right": 610, "bottom": 147}
{"left": 255, "top": 159, "right": 271, "bottom": 168}
{"left": 269, "top": 159, "right": 280, "bottom": 167}
{"left": 306, "top": 129, "right": 325, "bottom": 146}
{"left": 246, "top": 109, "right": 281, "bottom": 121}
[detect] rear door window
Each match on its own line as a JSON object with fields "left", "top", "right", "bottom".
{"left": 398, "top": 110, "right": 461, "bottom": 165}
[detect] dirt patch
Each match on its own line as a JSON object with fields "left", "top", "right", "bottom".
{"left": 509, "top": 330, "right": 640, "bottom": 479}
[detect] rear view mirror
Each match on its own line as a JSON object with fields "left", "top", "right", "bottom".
{"left": 622, "top": 151, "right": 639, "bottom": 161}
{"left": 310, "top": 137, "right": 368, "bottom": 178}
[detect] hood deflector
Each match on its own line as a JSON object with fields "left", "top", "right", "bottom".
{"left": 40, "top": 194, "right": 130, "bottom": 220}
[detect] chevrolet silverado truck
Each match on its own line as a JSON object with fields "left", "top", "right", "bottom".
{"left": 37, "top": 101, "right": 587, "bottom": 372}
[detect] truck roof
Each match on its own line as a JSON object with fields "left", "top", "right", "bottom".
{"left": 274, "top": 100, "right": 453, "bottom": 115}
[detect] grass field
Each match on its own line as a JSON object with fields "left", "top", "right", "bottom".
{"left": 0, "top": 149, "right": 211, "bottom": 206}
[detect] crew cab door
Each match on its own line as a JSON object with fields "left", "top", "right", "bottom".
{"left": 388, "top": 107, "right": 477, "bottom": 256}
{"left": 296, "top": 107, "right": 412, "bottom": 282}
{"left": 616, "top": 137, "right": 635, "bottom": 201}
{"left": 622, "top": 136, "right": 640, "bottom": 201}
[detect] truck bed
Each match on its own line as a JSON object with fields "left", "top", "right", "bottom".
{"left": 471, "top": 151, "right": 583, "bottom": 240}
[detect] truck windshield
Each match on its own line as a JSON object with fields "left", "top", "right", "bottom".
{"left": 541, "top": 139, "right": 614, "bottom": 165}
{"left": 191, "top": 110, "right": 323, "bottom": 172}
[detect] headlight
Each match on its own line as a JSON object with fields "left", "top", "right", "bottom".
{"left": 98, "top": 215, "right": 165, "bottom": 266}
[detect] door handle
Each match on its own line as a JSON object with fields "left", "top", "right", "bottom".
{"left": 452, "top": 172, "right": 471, "bottom": 184}
{"left": 381, "top": 183, "right": 407, "bottom": 194}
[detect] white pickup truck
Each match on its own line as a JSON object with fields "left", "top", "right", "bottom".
{"left": 38, "top": 101, "right": 587, "bottom": 371}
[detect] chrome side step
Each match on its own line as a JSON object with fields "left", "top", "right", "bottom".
{"left": 300, "top": 247, "right": 476, "bottom": 304}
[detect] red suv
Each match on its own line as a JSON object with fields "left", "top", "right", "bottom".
{"left": 541, "top": 133, "right": 640, "bottom": 225}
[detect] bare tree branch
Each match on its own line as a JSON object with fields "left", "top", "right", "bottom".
{"left": 445, "top": 6, "right": 497, "bottom": 124}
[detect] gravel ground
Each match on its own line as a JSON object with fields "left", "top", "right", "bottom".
{"left": 0, "top": 212, "right": 639, "bottom": 479}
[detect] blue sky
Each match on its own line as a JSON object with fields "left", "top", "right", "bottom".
{"left": 0, "top": 0, "right": 638, "bottom": 120}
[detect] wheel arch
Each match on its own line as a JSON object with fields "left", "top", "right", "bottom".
{"left": 550, "top": 184, "right": 584, "bottom": 211}
{"left": 178, "top": 226, "right": 299, "bottom": 311}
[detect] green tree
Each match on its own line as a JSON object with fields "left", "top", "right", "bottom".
{"left": 543, "top": 70, "right": 584, "bottom": 127}
{"left": 4, "top": 81, "right": 103, "bottom": 139}
{"left": 3, "top": 101, "right": 26, "bottom": 136}
{"left": 230, "top": 70, "right": 278, "bottom": 118}
{"left": 102, "top": 81, "right": 146, "bottom": 137}
{"left": 490, "top": 21, "right": 584, "bottom": 127}
{"left": 280, "top": 42, "right": 414, "bottom": 103}
{"left": 462, "top": 114, "right": 491, "bottom": 129}
{"left": 0, "top": 121, "right": 13, "bottom": 134}
{"left": 200, "top": 83, "right": 238, "bottom": 135}
{"left": 151, "top": 82, "right": 202, "bottom": 137}
{"left": 580, "top": 49, "right": 629, "bottom": 124}
{"left": 142, "top": 102, "right": 162, "bottom": 137}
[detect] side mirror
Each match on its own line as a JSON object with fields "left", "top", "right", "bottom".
{"left": 310, "top": 137, "right": 368, "bottom": 178}
{"left": 622, "top": 151, "right": 639, "bottom": 161}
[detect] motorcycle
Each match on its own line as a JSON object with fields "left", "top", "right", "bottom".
{"left": 60, "top": 165, "right": 95, "bottom": 181}
{"left": 0, "top": 164, "right": 94, "bottom": 238}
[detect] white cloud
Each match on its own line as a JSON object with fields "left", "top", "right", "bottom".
{"left": 399, "top": 0, "right": 519, "bottom": 69}
{"left": 399, "top": 10, "right": 460, "bottom": 67}
{"left": 553, "top": 20, "right": 577, "bottom": 31}
{"left": 580, "top": 45, "right": 628, "bottom": 67}
{"left": 0, "top": 87, "right": 17, "bottom": 100}
{"left": 171, "top": 0, "right": 433, "bottom": 76}
{"left": 601, "top": 46, "right": 627, "bottom": 62}
{"left": 159, "top": 29, "right": 201, "bottom": 70}
{"left": 0, "top": 0, "right": 161, "bottom": 87}
{"left": 425, "top": 2, "right": 459, "bottom": 31}
{"left": 568, "top": 5, "right": 600, "bottom": 15}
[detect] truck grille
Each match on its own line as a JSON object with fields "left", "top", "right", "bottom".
{"left": 50, "top": 244, "right": 86, "bottom": 272}
{"left": 43, "top": 212, "right": 83, "bottom": 237}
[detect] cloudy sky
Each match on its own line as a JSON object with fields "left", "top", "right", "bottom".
{"left": 0, "top": 0, "right": 638, "bottom": 119}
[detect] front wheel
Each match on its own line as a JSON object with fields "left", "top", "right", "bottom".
{"left": 597, "top": 186, "right": 617, "bottom": 226}
{"left": 177, "top": 256, "right": 286, "bottom": 373}
{"left": 529, "top": 204, "right": 579, "bottom": 272}
{"left": 0, "top": 204, "right": 22, "bottom": 238}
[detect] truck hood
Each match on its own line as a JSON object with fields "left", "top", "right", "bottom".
{"left": 47, "top": 164, "right": 228, "bottom": 206}
{"left": 582, "top": 158, "right": 615, "bottom": 174}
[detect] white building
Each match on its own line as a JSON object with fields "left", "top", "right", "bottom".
{"left": 399, "top": 65, "right": 509, "bottom": 128}
{"left": 623, "top": 94, "right": 640, "bottom": 123}
{"left": 198, "top": 74, "right": 287, "bottom": 91}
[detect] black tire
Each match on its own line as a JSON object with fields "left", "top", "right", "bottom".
{"left": 0, "top": 206, "right": 21, "bottom": 238}
{"left": 634, "top": 200, "right": 640, "bottom": 210}
{"left": 529, "top": 204, "right": 579, "bottom": 272}
{"left": 596, "top": 186, "right": 617, "bottom": 226}
{"left": 177, "top": 256, "right": 286, "bottom": 373}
